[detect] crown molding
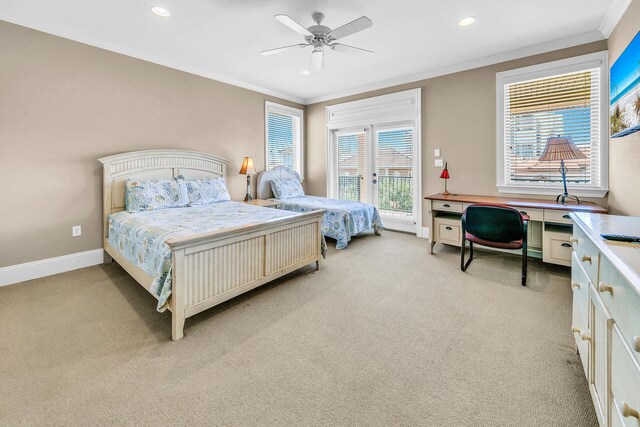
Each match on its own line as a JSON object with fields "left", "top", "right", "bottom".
{"left": 0, "top": 11, "right": 306, "bottom": 105}
{"left": 303, "top": 30, "right": 606, "bottom": 105}
{"left": 599, "top": 0, "right": 632, "bottom": 38}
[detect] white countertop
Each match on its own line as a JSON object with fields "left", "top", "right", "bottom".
{"left": 571, "top": 213, "right": 640, "bottom": 295}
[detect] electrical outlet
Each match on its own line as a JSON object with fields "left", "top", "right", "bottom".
{"left": 434, "top": 148, "right": 441, "bottom": 157}
{"left": 72, "top": 226, "right": 81, "bottom": 237}
{"left": 435, "top": 159, "right": 444, "bottom": 167}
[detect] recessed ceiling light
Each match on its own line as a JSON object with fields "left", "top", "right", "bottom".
{"left": 300, "top": 70, "right": 312, "bottom": 76}
{"left": 151, "top": 6, "right": 170, "bottom": 17}
{"left": 458, "top": 16, "right": 476, "bottom": 27}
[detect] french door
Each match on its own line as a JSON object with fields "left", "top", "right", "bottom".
{"left": 332, "top": 122, "right": 419, "bottom": 233}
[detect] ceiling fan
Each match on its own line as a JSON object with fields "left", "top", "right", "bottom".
{"left": 260, "top": 12, "right": 374, "bottom": 72}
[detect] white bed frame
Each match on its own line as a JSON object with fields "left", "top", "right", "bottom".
{"left": 256, "top": 165, "right": 302, "bottom": 199}
{"left": 99, "top": 150, "right": 324, "bottom": 340}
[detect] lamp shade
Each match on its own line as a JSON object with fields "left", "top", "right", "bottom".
{"left": 538, "top": 136, "right": 586, "bottom": 161}
{"left": 439, "top": 162, "right": 450, "bottom": 179}
{"left": 239, "top": 157, "right": 257, "bottom": 175}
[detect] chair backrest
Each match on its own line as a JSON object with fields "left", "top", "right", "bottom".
{"left": 463, "top": 204, "right": 524, "bottom": 243}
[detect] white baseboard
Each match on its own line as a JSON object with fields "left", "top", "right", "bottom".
{"left": 0, "top": 249, "right": 104, "bottom": 287}
{"left": 418, "top": 227, "right": 430, "bottom": 239}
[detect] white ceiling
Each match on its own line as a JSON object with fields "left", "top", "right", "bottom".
{"left": 0, "top": 0, "right": 625, "bottom": 104}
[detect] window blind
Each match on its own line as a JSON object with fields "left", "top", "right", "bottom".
{"left": 503, "top": 68, "right": 601, "bottom": 187}
{"left": 266, "top": 104, "right": 302, "bottom": 174}
{"left": 337, "top": 131, "right": 367, "bottom": 202}
{"left": 376, "top": 127, "right": 414, "bottom": 215}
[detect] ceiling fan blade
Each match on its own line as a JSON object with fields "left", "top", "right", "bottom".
{"left": 330, "top": 43, "right": 374, "bottom": 55}
{"left": 260, "top": 43, "right": 309, "bottom": 56}
{"left": 274, "top": 14, "right": 313, "bottom": 37}
{"left": 328, "top": 16, "right": 373, "bottom": 40}
{"left": 311, "top": 48, "right": 324, "bottom": 72}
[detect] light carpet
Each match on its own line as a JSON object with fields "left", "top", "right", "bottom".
{"left": 0, "top": 231, "right": 597, "bottom": 426}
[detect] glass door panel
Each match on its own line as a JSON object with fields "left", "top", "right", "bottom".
{"left": 337, "top": 131, "right": 368, "bottom": 203}
{"left": 375, "top": 127, "right": 414, "bottom": 221}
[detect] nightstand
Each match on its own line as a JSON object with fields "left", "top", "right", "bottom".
{"left": 240, "top": 199, "right": 281, "bottom": 208}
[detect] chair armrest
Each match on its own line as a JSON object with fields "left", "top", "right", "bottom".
{"left": 520, "top": 214, "right": 530, "bottom": 222}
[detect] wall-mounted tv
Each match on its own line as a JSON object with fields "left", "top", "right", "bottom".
{"left": 610, "top": 31, "right": 640, "bottom": 138}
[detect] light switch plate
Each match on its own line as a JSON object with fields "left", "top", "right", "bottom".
{"left": 72, "top": 225, "right": 81, "bottom": 237}
{"left": 435, "top": 159, "right": 444, "bottom": 167}
{"left": 434, "top": 148, "right": 441, "bottom": 157}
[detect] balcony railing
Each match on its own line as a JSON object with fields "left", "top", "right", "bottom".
{"left": 338, "top": 175, "right": 413, "bottom": 215}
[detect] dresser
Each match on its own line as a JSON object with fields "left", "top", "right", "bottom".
{"left": 569, "top": 213, "right": 640, "bottom": 427}
{"left": 425, "top": 193, "right": 607, "bottom": 266}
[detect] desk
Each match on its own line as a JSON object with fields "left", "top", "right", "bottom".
{"left": 425, "top": 193, "right": 607, "bottom": 266}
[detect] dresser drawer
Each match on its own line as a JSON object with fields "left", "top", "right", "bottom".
{"left": 571, "top": 225, "right": 599, "bottom": 285}
{"left": 598, "top": 256, "right": 640, "bottom": 366}
{"left": 516, "top": 208, "right": 543, "bottom": 221}
{"left": 432, "top": 200, "right": 463, "bottom": 213}
{"left": 571, "top": 252, "right": 591, "bottom": 323}
{"left": 572, "top": 303, "right": 590, "bottom": 379}
{"left": 434, "top": 217, "right": 462, "bottom": 246}
{"left": 543, "top": 229, "right": 573, "bottom": 266}
{"left": 544, "top": 209, "right": 574, "bottom": 224}
{"left": 611, "top": 325, "right": 640, "bottom": 426}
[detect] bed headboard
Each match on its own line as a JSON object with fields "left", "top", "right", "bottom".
{"left": 98, "top": 149, "right": 229, "bottom": 237}
{"left": 256, "top": 165, "right": 301, "bottom": 199}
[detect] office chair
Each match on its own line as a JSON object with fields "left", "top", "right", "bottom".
{"left": 461, "top": 204, "right": 530, "bottom": 286}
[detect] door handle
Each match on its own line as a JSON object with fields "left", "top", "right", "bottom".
{"left": 373, "top": 172, "right": 377, "bottom": 177}
{"left": 373, "top": 179, "right": 377, "bottom": 184}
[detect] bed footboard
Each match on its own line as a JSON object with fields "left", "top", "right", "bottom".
{"left": 168, "top": 210, "right": 323, "bottom": 340}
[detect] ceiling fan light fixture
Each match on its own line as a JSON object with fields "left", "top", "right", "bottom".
{"left": 300, "top": 70, "right": 312, "bottom": 76}
{"left": 151, "top": 6, "right": 170, "bottom": 17}
{"left": 458, "top": 16, "right": 476, "bottom": 27}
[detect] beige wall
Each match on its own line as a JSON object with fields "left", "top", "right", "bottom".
{"left": 607, "top": 0, "right": 640, "bottom": 216}
{"left": 0, "top": 21, "right": 302, "bottom": 268}
{"left": 306, "top": 41, "right": 609, "bottom": 229}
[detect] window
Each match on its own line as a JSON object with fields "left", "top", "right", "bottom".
{"left": 496, "top": 52, "right": 608, "bottom": 197}
{"left": 265, "top": 101, "right": 303, "bottom": 178}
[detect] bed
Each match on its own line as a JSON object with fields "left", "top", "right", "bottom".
{"left": 256, "top": 166, "right": 383, "bottom": 249}
{"left": 99, "top": 150, "right": 324, "bottom": 340}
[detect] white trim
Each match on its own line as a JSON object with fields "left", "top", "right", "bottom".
{"left": 305, "top": 31, "right": 605, "bottom": 105}
{"left": 0, "top": 10, "right": 305, "bottom": 105}
{"left": 495, "top": 51, "right": 609, "bottom": 197}
{"left": 264, "top": 101, "right": 305, "bottom": 179}
{"left": 599, "top": 0, "right": 632, "bottom": 38}
{"left": 0, "top": 249, "right": 104, "bottom": 287}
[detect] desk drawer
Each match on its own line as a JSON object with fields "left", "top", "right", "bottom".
{"left": 572, "top": 303, "right": 590, "bottom": 379}
{"left": 516, "top": 208, "right": 543, "bottom": 221}
{"left": 571, "top": 252, "right": 591, "bottom": 323}
{"left": 571, "top": 226, "right": 599, "bottom": 285}
{"left": 611, "top": 325, "right": 640, "bottom": 426}
{"left": 434, "top": 217, "right": 462, "bottom": 246}
{"left": 543, "top": 229, "right": 573, "bottom": 266}
{"left": 544, "top": 209, "right": 574, "bottom": 224}
{"left": 432, "top": 201, "right": 463, "bottom": 213}
{"left": 598, "top": 256, "right": 640, "bottom": 366}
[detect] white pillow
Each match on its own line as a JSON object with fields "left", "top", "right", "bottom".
{"left": 270, "top": 178, "right": 305, "bottom": 199}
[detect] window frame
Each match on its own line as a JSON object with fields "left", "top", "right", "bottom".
{"left": 496, "top": 51, "right": 609, "bottom": 197}
{"left": 264, "top": 101, "right": 304, "bottom": 180}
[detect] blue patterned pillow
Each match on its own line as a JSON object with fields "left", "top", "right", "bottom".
{"left": 125, "top": 178, "right": 189, "bottom": 213}
{"left": 270, "top": 178, "right": 305, "bottom": 199}
{"left": 182, "top": 177, "right": 231, "bottom": 205}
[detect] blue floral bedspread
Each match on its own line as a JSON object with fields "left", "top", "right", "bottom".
{"left": 108, "top": 202, "right": 310, "bottom": 312}
{"left": 273, "top": 196, "right": 383, "bottom": 249}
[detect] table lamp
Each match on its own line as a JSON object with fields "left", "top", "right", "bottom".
{"left": 239, "top": 156, "right": 257, "bottom": 201}
{"left": 538, "top": 136, "right": 586, "bottom": 204}
{"left": 440, "top": 162, "right": 451, "bottom": 195}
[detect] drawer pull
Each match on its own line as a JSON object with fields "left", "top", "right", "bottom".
{"left": 581, "top": 255, "right": 592, "bottom": 263}
{"left": 445, "top": 226, "right": 453, "bottom": 231}
{"left": 598, "top": 282, "right": 613, "bottom": 294}
{"left": 570, "top": 281, "right": 580, "bottom": 290}
{"left": 580, "top": 333, "right": 592, "bottom": 341}
{"left": 633, "top": 336, "right": 640, "bottom": 353}
{"left": 562, "top": 214, "right": 571, "bottom": 219}
{"left": 443, "top": 204, "right": 450, "bottom": 208}
{"left": 622, "top": 402, "right": 640, "bottom": 419}
{"left": 571, "top": 326, "right": 581, "bottom": 334}
{"left": 570, "top": 236, "right": 578, "bottom": 244}
{"left": 561, "top": 243, "right": 572, "bottom": 248}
